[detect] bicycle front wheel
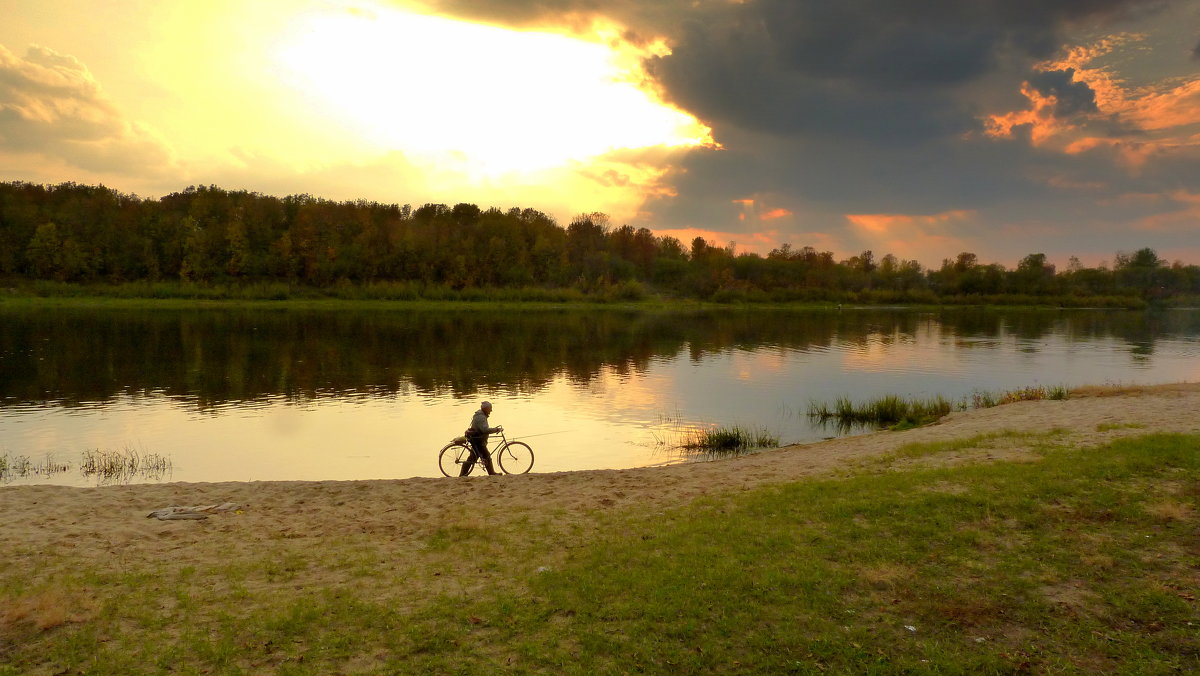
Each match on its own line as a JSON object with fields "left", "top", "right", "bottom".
{"left": 438, "top": 442, "right": 473, "bottom": 477}
{"left": 497, "top": 441, "right": 534, "bottom": 474}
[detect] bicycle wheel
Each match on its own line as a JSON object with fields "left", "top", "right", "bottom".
{"left": 438, "top": 442, "right": 474, "bottom": 477}
{"left": 497, "top": 441, "right": 534, "bottom": 474}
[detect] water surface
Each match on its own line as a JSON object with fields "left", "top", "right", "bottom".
{"left": 2, "top": 306, "right": 1197, "bottom": 486}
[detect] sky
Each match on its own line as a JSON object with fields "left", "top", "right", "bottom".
{"left": 1, "top": 0, "right": 1198, "bottom": 269}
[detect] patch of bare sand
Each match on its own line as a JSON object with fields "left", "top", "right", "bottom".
{"left": 1, "top": 383, "right": 1197, "bottom": 599}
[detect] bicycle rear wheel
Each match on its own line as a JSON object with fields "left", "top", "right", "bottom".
{"left": 497, "top": 441, "right": 534, "bottom": 474}
{"left": 438, "top": 442, "right": 474, "bottom": 477}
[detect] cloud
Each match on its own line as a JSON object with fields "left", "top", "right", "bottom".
{"left": 985, "top": 68, "right": 1101, "bottom": 145}
{"left": 0, "top": 43, "right": 173, "bottom": 175}
{"left": 422, "top": 0, "right": 1176, "bottom": 265}
{"left": 730, "top": 197, "right": 794, "bottom": 223}
{"left": 1134, "top": 189, "right": 1200, "bottom": 231}
{"left": 388, "top": 2, "right": 1194, "bottom": 272}
{"left": 638, "top": 0, "right": 1165, "bottom": 142}
{"left": 987, "top": 33, "right": 1200, "bottom": 169}
{"left": 1027, "top": 69, "right": 1100, "bottom": 117}
{"left": 845, "top": 210, "right": 976, "bottom": 261}
{"left": 651, "top": 226, "right": 781, "bottom": 255}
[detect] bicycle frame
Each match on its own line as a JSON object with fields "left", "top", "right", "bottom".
{"left": 440, "top": 427, "right": 534, "bottom": 476}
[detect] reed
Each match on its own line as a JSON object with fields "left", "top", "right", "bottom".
{"left": 681, "top": 425, "right": 779, "bottom": 455}
{"left": 979, "top": 384, "right": 1068, "bottom": 406}
{"left": 808, "top": 394, "right": 954, "bottom": 430}
{"left": 0, "top": 453, "right": 69, "bottom": 481}
{"left": 811, "top": 385, "right": 1071, "bottom": 432}
{"left": 79, "top": 447, "right": 172, "bottom": 483}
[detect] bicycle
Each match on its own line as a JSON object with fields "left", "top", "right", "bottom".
{"left": 438, "top": 427, "right": 535, "bottom": 476}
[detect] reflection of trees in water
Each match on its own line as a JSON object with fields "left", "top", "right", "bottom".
{"left": 0, "top": 308, "right": 1195, "bottom": 408}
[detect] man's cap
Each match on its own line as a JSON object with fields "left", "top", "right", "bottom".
{"left": 481, "top": 401, "right": 492, "bottom": 409}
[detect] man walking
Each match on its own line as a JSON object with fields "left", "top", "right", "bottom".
{"left": 462, "top": 400, "right": 501, "bottom": 476}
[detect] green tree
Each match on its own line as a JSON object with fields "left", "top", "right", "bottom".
{"left": 25, "top": 221, "right": 63, "bottom": 279}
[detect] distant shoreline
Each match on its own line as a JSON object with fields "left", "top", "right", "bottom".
{"left": 0, "top": 285, "right": 1167, "bottom": 312}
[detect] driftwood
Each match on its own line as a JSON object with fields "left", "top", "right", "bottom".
{"left": 146, "top": 502, "right": 242, "bottom": 521}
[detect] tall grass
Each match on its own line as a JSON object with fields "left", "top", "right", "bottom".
{"left": 681, "top": 425, "right": 780, "bottom": 455}
{"left": 0, "top": 453, "right": 69, "bottom": 482}
{"left": 808, "top": 394, "right": 954, "bottom": 431}
{"left": 972, "top": 384, "right": 1069, "bottom": 408}
{"left": 810, "top": 385, "right": 1070, "bottom": 432}
{"left": 79, "top": 447, "right": 172, "bottom": 483}
{"left": 0, "top": 447, "right": 171, "bottom": 484}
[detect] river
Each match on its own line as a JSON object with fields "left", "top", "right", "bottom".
{"left": 2, "top": 306, "right": 1198, "bottom": 485}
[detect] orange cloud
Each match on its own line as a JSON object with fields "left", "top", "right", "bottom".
{"left": 845, "top": 210, "right": 975, "bottom": 260}
{"left": 984, "top": 81, "right": 1076, "bottom": 145}
{"left": 1135, "top": 190, "right": 1200, "bottom": 232}
{"left": 731, "top": 196, "right": 794, "bottom": 223}
{"left": 652, "top": 227, "right": 781, "bottom": 255}
{"left": 984, "top": 33, "right": 1200, "bottom": 171}
{"left": 846, "top": 210, "right": 974, "bottom": 233}
{"left": 1044, "top": 175, "right": 1106, "bottom": 191}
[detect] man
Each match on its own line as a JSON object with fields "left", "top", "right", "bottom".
{"left": 462, "top": 400, "right": 502, "bottom": 476}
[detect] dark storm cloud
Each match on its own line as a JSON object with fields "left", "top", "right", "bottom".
{"left": 645, "top": 0, "right": 1166, "bottom": 141}
{"left": 422, "top": 0, "right": 1167, "bottom": 143}
{"left": 419, "top": 0, "right": 1191, "bottom": 263}
{"left": 644, "top": 13, "right": 976, "bottom": 143}
{"left": 1193, "top": 38, "right": 1200, "bottom": 59}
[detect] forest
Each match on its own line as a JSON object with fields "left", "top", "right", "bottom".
{"left": 2, "top": 181, "right": 1198, "bottom": 305}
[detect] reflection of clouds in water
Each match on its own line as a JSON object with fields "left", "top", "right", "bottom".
{"left": 5, "top": 310, "right": 1200, "bottom": 485}
{"left": 265, "top": 405, "right": 309, "bottom": 438}
{"left": 841, "top": 334, "right": 963, "bottom": 376}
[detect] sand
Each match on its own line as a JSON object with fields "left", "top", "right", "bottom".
{"left": 3, "top": 383, "right": 1198, "bottom": 595}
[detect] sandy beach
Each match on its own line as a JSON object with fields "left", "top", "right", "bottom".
{"left": 3, "top": 383, "right": 1199, "bottom": 604}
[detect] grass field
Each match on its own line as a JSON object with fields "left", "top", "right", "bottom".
{"left": 2, "top": 432, "right": 1197, "bottom": 673}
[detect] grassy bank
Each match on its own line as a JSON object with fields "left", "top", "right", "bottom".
{"left": 0, "top": 279, "right": 1151, "bottom": 310}
{"left": 810, "top": 386, "right": 1072, "bottom": 432}
{"left": 2, "top": 432, "right": 1196, "bottom": 673}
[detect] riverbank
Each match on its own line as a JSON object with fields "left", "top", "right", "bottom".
{"left": 2, "top": 383, "right": 1198, "bottom": 673}
{"left": 0, "top": 292, "right": 1156, "bottom": 315}
{"left": 0, "top": 279, "right": 1156, "bottom": 310}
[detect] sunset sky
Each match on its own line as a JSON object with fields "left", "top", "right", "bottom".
{"left": 2, "top": 0, "right": 1198, "bottom": 268}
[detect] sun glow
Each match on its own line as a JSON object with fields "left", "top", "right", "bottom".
{"left": 273, "top": 4, "right": 712, "bottom": 176}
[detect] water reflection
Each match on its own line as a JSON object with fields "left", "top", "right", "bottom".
{"left": 1, "top": 306, "right": 1198, "bottom": 486}
{"left": 3, "top": 307, "right": 1198, "bottom": 409}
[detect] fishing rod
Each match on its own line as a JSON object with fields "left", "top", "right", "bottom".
{"left": 509, "top": 430, "right": 573, "bottom": 440}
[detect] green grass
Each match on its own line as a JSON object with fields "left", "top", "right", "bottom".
{"left": 810, "top": 385, "right": 1073, "bottom": 432}
{"left": 681, "top": 425, "right": 780, "bottom": 455}
{"left": 2, "top": 433, "right": 1197, "bottom": 673}
{"left": 809, "top": 393, "right": 955, "bottom": 430}
{"left": 1098, "top": 422, "right": 1148, "bottom": 432}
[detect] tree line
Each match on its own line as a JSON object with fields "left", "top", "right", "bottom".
{"left": 2, "top": 181, "right": 1198, "bottom": 304}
